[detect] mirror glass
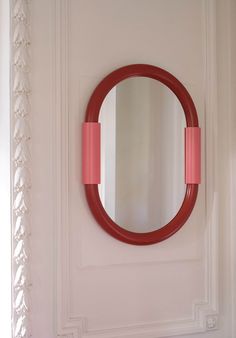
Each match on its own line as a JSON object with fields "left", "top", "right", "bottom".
{"left": 98, "top": 77, "right": 186, "bottom": 233}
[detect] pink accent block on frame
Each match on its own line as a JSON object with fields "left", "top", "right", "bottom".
{"left": 185, "top": 127, "right": 201, "bottom": 184}
{"left": 82, "top": 122, "right": 101, "bottom": 184}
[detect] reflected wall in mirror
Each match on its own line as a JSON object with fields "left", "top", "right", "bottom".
{"left": 99, "top": 78, "right": 186, "bottom": 233}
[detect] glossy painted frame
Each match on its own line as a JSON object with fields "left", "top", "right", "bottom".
{"left": 83, "top": 64, "right": 200, "bottom": 245}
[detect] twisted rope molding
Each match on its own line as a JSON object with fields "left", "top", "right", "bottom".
{"left": 12, "top": 0, "right": 31, "bottom": 337}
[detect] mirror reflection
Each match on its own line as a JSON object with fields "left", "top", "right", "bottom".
{"left": 99, "top": 77, "right": 186, "bottom": 233}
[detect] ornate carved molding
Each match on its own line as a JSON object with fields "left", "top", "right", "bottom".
{"left": 12, "top": 0, "right": 31, "bottom": 337}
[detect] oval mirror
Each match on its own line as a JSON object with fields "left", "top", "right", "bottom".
{"left": 82, "top": 64, "right": 201, "bottom": 245}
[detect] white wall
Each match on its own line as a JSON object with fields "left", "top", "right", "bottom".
{"left": 0, "top": 0, "right": 11, "bottom": 337}
{"left": 17, "top": 0, "right": 236, "bottom": 337}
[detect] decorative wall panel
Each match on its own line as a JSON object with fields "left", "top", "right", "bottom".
{"left": 55, "top": 1, "right": 219, "bottom": 337}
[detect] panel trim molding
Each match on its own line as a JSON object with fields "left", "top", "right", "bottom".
{"left": 11, "top": 0, "right": 32, "bottom": 337}
{"left": 56, "top": 0, "right": 220, "bottom": 337}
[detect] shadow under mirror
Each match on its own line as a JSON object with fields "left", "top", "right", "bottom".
{"left": 98, "top": 77, "right": 186, "bottom": 233}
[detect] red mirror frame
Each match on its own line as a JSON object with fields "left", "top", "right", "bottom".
{"left": 82, "top": 64, "right": 201, "bottom": 245}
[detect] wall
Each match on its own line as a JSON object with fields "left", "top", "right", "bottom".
{"left": 11, "top": 0, "right": 235, "bottom": 337}
{"left": 0, "top": 0, "right": 11, "bottom": 336}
